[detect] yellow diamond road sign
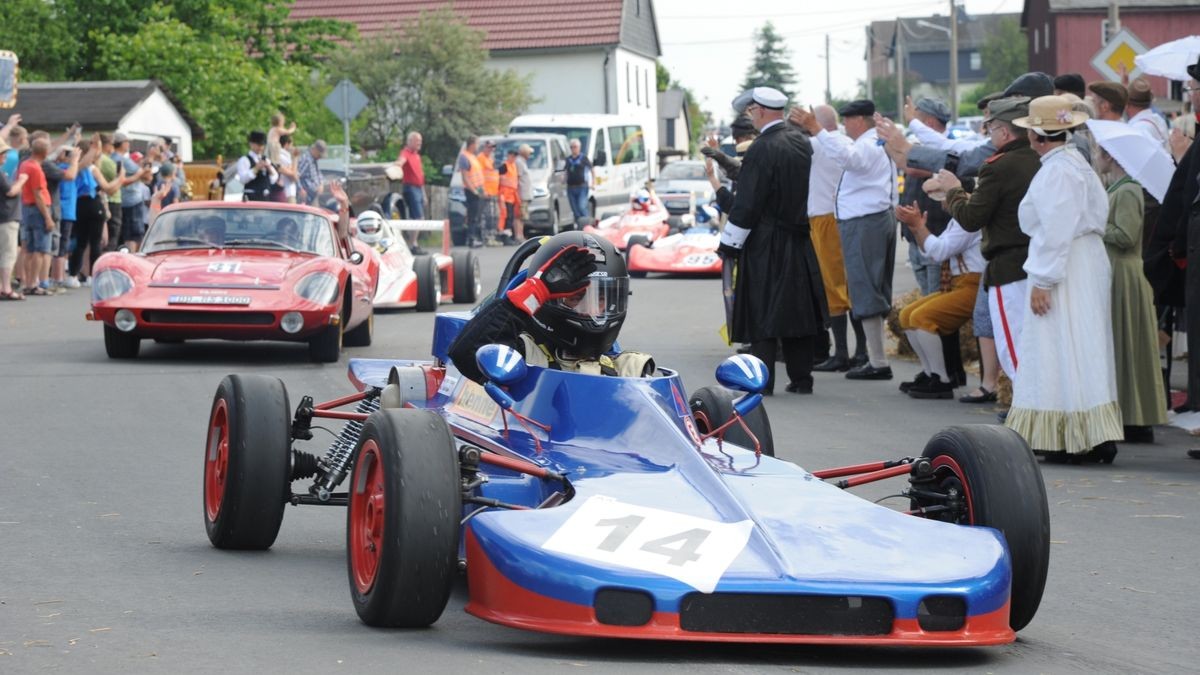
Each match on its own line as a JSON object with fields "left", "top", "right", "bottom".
{"left": 1091, "top": 27, "right": 1148, "bottom": 82}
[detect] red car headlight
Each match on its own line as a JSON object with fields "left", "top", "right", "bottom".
{"left": 92, "top": 269, "right": 134, "bottom": 302}
{"left": 295, "top": 272, "right": 340, "bottom": 305}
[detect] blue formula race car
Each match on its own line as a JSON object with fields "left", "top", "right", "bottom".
{"left": 202, "top": 243, "right": 1050, "bottom": 647}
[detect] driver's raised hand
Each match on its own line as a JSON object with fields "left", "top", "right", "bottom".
{"left": 507, "top": 245, "right": 596, "bottom": 316}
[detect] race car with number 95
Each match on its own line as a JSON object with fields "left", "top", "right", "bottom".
{"left": 200, "top": 238, "right": 1050, "bottom": 646}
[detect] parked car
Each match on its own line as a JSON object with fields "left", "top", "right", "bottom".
{"left": 655, "top": 160, "right": 714, "bottom": 218}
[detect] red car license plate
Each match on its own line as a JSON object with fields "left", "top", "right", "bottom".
{"left": 168, "top": 295, "right": 252, "bottom": 306}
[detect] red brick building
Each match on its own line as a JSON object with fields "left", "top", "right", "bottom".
{"left": 1022, "top": 0, "right": 1200, "bottom": 100}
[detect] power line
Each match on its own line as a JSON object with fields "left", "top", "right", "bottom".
{"left": 663, "top": 17, "right": 882, "bottom": 46}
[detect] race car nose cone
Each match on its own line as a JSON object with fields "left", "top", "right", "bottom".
{"left": 114, "top": 309, "right": 138, "bottom": 332}
{"left": 281, "top": 311, "right": 304, "bottom": 334}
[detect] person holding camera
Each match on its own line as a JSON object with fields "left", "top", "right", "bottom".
{"left": 236, "top": 130, "right": 278, "bottom": 202}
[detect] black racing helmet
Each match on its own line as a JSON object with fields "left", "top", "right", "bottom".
{"left": 526, "top": 231, "right": 628, "bottom": 360}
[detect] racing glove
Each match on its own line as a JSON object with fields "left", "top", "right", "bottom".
{"left": 506, "top": 245, "right": 597, "bottom": 316}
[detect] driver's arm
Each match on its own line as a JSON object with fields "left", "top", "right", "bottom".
{"left": 447, "top": 298, "right": 530, "bottom": 383}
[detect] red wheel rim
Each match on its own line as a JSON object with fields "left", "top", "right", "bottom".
{"left": 204, "top": 400, "right": 230, "bottom": 522}
{"left": 350, "top": 440, "right": 385, "bottom": 594}
{"left": 930, "top": 455, "right": 975, "bottom": 525}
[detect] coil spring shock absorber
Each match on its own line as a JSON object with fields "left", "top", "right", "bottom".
{"left": 309, "top": 393, "right": 381, "bottom": 502}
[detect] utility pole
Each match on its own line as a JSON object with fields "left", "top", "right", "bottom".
{"left": 866, "top": 26, "right": 874, "bottom": 99}
{"left": 1106, "top": 1, "right": 1121, "bottom": 43}
{"left": 896, "top": 18, "right": 904, "bottom": 119}
{"left": 950, "top": 1, "right": 959, "bottom": 124}
{"left": 825, "top": 34, "right": 832, "bottom": 104}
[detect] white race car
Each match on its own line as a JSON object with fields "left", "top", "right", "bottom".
{"left": 356, "top": 212, "right": 481, "bottom": 311}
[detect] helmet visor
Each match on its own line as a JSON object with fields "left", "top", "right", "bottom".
{"left": 552, "top": 275, "right": 628, "bottom": 324}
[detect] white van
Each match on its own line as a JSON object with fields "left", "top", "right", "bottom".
{"left": 508, "top": 114, "right": 652, "bottom": 219}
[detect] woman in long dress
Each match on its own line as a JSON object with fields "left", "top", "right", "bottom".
{"left": 1095, "top": 145, "right": 1167, "bottom": 442}
{"left": 1007, "top": 96, "right": 1124, "bottom": 463}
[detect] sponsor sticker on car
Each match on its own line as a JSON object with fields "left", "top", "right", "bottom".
{"left": 168, "top": 295, "right": 252, "bottom": 305}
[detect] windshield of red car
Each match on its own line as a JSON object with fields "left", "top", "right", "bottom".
{"left": 142, "top": 208, "right": 337, "bottom": 256}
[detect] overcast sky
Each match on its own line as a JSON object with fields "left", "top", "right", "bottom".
{"left": 656, "top": 0, "right": 1026, "bottom": 125}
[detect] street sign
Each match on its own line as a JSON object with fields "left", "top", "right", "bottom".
{"left": 323, "top": 79, "right": 368, "bottom": 176}
{"left": 324, "top": 79, "right": 368, "bottom": 122}
{"left": 1090, "top": 27, "right": 1148, "bottom": 82}
{"left": 0, "top": 51, "right": 18, "bottom": 109}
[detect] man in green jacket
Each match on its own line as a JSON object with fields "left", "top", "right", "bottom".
{"left": 920, "top": 96, "right": 1041, "bottom": 381}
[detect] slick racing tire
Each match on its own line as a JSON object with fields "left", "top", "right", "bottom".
{"left": 415, "top": 255, "right": 440, "bottom": 312}
{"left": 912, "top": 425, "right": 1050, "bottom": 632}
{"left": 626, "top": 235, "right": 650, "bottom": 278}
{"left": 308, "top": 323, "right": 343, "bottom": 363}
{"left": 344, "top": 308, "right": 374, "bottom": 347}
{"left": 451, "top": 250, "right": 481, "bottom": 304}
{"left": 347, "top": 409, "right": 460, "bottom": 627}
{"left": 203, "top": 374, "right": 292, "bottom": 550}
{"left": 104, "top": 324, "right": 140, "bottom": 359}
{"left": 689, "top": 385, "right": 775, "bottom": 457}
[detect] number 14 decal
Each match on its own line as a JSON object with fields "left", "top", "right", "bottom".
{"left": 542, "top": 496, "right": 754, "bottom": 593}
{"left": 596, "top": 516, "right": 708, "bottom": 566}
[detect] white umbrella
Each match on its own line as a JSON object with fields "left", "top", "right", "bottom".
{"left": 1134, "top": 35, "right": 1200, "bottom": 81}
{"left": 1085, "top": 119, "right": 1175, "bottom": 203}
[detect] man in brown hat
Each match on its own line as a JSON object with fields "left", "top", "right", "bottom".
{"left": 921, "top": 96, "right": 1041, "bottom": 381}
{"left": 1086, "top": 81, "right": 1128, "bottom": 122}
{"left": 1126, "top": 77, "right": 1168, "bottom": 150}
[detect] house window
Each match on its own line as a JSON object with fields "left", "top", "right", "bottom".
{"left": 635, "top": 66, "right": 641, "bottom": 106}
{"left": 1044, "top": 22, "right": 1049, "bottom": 49}
{"left": 626, "top": 63, "right": 631, "bottom": 103}
{"left": 1033, "top": 28, "right": 1039, "bottom": 55}
{"left": 644, "top": 69, "right": 650, "bottom": 108}
{"left": 970, "top": 51, "right": 981, "bottom": 71}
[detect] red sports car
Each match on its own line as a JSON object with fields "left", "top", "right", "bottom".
{"left": 582, "top": 194, "right": 671, "bottom": 251}
{"left": 86, "top": 201, "right": 379, "bottom": 362}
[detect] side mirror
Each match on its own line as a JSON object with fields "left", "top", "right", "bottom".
{"left": 475, "top": 344, "right": 527, "bottom": 409}
{"left": 555, "top": 159, "right": 566, "bottom": 172}
{"left": 348, "top": 251, "right": 365, "bottom": 265}
{"left": 593, "top": 150, "right": 607, "bottom": 167}
{"left": 441, "top": 164, "right": 454, "bottom": 177}
{"left": 715, "top": 354, "right": 768, "bottom": 417}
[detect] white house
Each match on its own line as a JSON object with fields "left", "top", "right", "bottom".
{"left": 290, "top": 0, "right": 662, "bottom": 163}
{"left": 8, "top": 80, "right": 203, "bottom": 161}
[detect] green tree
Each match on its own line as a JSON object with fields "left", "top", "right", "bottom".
{"left": 327, "top": 8, "right": 536, "bottom": 169}
{"left": 739, "top": 22, "right": 797, "bottom": 102}
{"left": 977, "top": 17, "right": 1028, "bottom": 94}
{"left": 0, "top": 0, "right": 79, "bottom": 81}
{"left": 90, "top": 3, "right": 350, "bottom": 157}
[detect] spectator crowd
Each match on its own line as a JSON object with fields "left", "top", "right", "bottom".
{"left": 711, "top": 55, "right": 1200, "bottom": 466}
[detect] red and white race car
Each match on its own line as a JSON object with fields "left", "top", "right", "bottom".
{"left": 626, "top": 223, "right": 723, "bottom": 277}
{"left": 87, "top": 201, "right": 380, "bottom": 362}
{"left": 356, "top": 215, "right": 481, "bottom": 311}
{"left": 582, "top": 190, "right": 671, "bottom": 251}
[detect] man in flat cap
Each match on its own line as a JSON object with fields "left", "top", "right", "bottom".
{"left": 718, "top": 86, "right": 827, "bottom": 395}
{"left": 236, "top": 130, "right": 278, "bottom": 202}
{"left": 921, "top": 96, "right": 1040, "bottom": 382}
{"left": 793, "top": 98, "right": 897, "bottom": 380}
{"left": 902, "top": 95, "right": 957, "bottom": 296}
{"left": 1126, "top": 77, "right": 1168, "bottom": 150}
{"left": 1087, "top": 81, "right": 1128, "bottom": 122}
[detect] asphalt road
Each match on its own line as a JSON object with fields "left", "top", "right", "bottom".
{"left": 2, "top": 244, "right": 1198, "bottom": 673}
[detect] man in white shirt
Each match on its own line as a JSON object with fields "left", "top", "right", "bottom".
{"left": 807, "top": 105, "right": 867, "bottom": 372}
{"left": 1126, "top": 77, "right": 1169, "bottom": 151}
{"left": 896, "top": 203, "right": 985, "bottom": 399}
{"left": 235, "top": 130, "right": 278, "bottom": 202}
{"left": 793, "top": 98, "right": 897, "bottom": 380}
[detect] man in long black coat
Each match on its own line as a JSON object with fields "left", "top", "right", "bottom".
{"left": 719, "top": 87, "right": 828, "bottom": 395}
{"left": 1163, "top": 59, "right": 1200, "bottom": 427}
